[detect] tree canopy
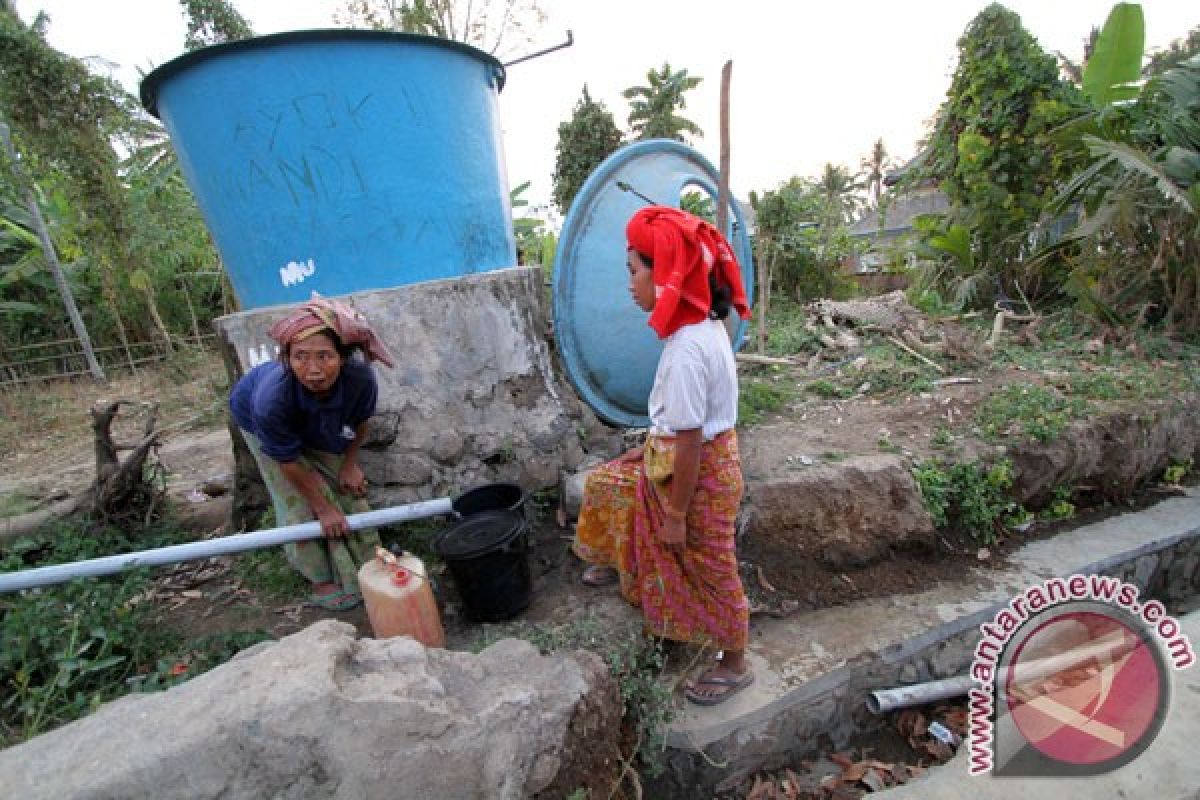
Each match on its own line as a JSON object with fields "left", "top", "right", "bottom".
{"left": 336, "top": 0, "right": 545, "bottom": 57}
{"left": 551, "top": 86, "right": 623, "bottom": 215}
{"left": 179, "top": 0, "right": 253, "bottom": 51}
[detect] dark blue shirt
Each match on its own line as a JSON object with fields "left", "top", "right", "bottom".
{"left": 229, "top": 359, "right": 378, "bottom": 462}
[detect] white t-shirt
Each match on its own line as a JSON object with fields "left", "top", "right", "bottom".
{"left": 648, "top": 318, "right": 738, "bottom": 440}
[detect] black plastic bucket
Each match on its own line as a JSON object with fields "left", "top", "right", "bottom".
{"left": 452, "top": 482, "right": 527, "bottom": 518}
{"left": 432, "top": 509, "right": 531, "bottom": 622}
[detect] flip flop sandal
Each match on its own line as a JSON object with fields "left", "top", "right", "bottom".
{"left": 685, "top": 670, "right": 755, "bottom": 706}
{"left": 580, "top": 566, "right": 619, "bottom": 587}
{"left": 310, "top": 588, "right": 362, "bottom": 612}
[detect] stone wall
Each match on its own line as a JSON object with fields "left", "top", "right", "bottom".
{"left": 216, "top": 267, "right": 617, "bottom": 514}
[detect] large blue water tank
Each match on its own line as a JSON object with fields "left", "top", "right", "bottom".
{"left": 141, "top": 30, "right": 514, "bottom": 310}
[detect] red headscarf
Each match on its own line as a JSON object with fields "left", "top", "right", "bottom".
{"left": 625, "top": 206, "right": 751, "bottom": 339}
{"left": 268, "top": 293, "right": 396, "bottom": 368}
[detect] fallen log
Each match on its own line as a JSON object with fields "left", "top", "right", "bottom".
{"left": 0, "top": 493, "right": 87, "bottom": 543}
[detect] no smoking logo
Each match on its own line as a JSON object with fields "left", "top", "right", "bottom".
{"left": 993, "top": 602, "right": 1171, "bottom": 776}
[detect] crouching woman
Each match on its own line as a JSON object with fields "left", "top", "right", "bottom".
{"left": 230, "top": 295, "right": 395, "bottom": 611}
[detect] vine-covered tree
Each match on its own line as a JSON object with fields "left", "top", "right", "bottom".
{"left": 623, "top": 63, "right": 703, "bottom": 142}
{"left": 920, "top": 3, "right": 1082, "bottom": 297}
{"left": 179, "top": 0, "right": 253, "bottom": 51}
{"left": 335, "top": 0, "right": 545, "bottom": 57}
{"left": 551, "top": 86, "right": 622, "bottom": 214}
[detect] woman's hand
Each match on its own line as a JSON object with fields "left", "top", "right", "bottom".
{"left": 617, "top": 446, "right": 644, "bottom": 463}
{"left": 659, "top": 511, "right": 686, "bottom": 550}
{"left": 316, "top": 503, "right": 350, "bottom": 538}
{"left": 339, "top": 460, "right": 368, "bottom": 497}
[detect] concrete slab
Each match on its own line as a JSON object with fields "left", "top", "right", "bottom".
{"left": 657, "top": 488, "right": 1200, "bottom": 791}
{"left": 877, "top": 607, "right": 1200, "bottom": 798}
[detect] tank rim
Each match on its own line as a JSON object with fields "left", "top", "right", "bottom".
{"left": 140, "top": 28, "right": 505, "bottom": 117}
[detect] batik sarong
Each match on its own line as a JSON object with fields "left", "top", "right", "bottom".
{"left": 573, "top": 430, "right": 748, "bottom": 651}
{"left": 243, "top": 432, "right": 380, "bottom": 594}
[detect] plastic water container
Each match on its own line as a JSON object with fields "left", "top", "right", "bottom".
{"left": 358, "top": 550, "right": 445, "bottom": 647}
{"left": 432, "top": 509, "right": 531, "bottom": 622}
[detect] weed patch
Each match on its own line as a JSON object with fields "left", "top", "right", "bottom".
{"left": 739, "top": 381, "right": 789, "bottom": 426}
{"left": 976, "top": 384, "right": 1085, "bottom": 443}
{"left": 913, "top": 459, "right": 1022, "bottom": 544}
{"left": 763, "top": 297, "right": 821, "bottom": 357}
{"left": 1163, "top": 459, "right": 1193, "bottom": 485}
{"left": 0, "top": 516, "right": 271, "bottom": 745}
{"left": 233, "top": 548, "right": 307, "bottom": 601}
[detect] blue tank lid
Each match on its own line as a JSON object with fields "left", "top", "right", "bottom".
{"left": 552, "top": 139, "right": 754, "bottom": 428}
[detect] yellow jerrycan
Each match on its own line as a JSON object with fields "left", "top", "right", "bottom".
{"left": 358, "top": 547, "right": 445, "bottom": 648}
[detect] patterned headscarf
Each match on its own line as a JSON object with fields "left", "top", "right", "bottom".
{"left": 268, "top": 293, "right": 395, "bottom": 368}
{"left": 625, "top": 206, "right": 751, "bottom": 339}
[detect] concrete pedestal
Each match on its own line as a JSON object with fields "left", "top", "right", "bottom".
{"left": 215, "top": 267, "right": 601, "bottom": 512}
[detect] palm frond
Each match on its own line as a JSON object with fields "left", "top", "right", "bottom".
{"left": 1083, "top": 136, "right": 1195, "bottom": 214}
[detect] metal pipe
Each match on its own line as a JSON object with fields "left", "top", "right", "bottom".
{"left": 502, "top": 30, "right": 574, "bottom": 68}
{"left": 0, "top": 497, "right": 454, "bottom": 594}
{"left": 866, "top": 674, "right": 973, "bottom": 715}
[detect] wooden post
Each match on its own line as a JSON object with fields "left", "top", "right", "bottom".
{"left": 0, "top": 119, "right": 105, "bottom": 383}
{"left": 715, "top": 60, "right": 733, "bottom": 237}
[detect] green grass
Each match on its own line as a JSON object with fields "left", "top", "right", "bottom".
{"left": 931, "top": 426, "right": 954, "bottom": 449}
{"left": 739, "top": 380, "right": 790, "bottom": 426}
{"left": 762, "top": 297, "right": 821, "bottom": 357}
{"left": 806, "top": 379, "right": 853, "bottom": 399}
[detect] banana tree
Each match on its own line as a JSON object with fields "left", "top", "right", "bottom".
{"left": 1052, "top": 52, "right": 1200, "bottom": 331}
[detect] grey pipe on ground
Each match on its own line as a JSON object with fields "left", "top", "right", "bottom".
{"left": 0, "top": 497, "right": 454, "bottom": 594}
{"left": 866, "top": 674, "right": 974, "bottom": 714}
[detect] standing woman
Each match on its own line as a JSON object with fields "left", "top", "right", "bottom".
{"left": 230, "top": 295, "right": 395, "bottom": 612}
{"left": 573, "top": 206, "right": 754, "bottom": 706}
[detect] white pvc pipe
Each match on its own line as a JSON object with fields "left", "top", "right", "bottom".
{"left": 866, "top": 675, "right": 973, "bottom": 715}
{"left": 0, "top": 497, "right": 454, "bottom": 594}
{"left": 866, "top": 631, "right": 1139, "bottom": 714}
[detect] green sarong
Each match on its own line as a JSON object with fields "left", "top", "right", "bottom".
{"left": 243, "top": 432, "right": 380, "bottom": 594}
